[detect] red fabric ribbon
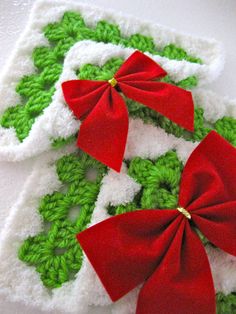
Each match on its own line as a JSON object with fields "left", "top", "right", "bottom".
{"left": 77, "top": 131, "right": 236, "bottom": 314}
{"left": 62, "top": 51, "right": 194, "bottom": 172}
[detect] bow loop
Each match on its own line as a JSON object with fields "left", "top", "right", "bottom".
{"left": 179, "top": 131, "right": 236, "bottom": 210}
{"left": 178, "top": 131, "right": 236, "bottom": 255}
{"left": 62, "top": 80, "right": 108, "bottom": 119}
{"left": 115, "top": 50, "right": 167, "bottom": 82}
{"left": 118, "top": 81, "right": 194, "bottom": 131}
{"left": 191, "top": 202, "right": 236, "bottom": 256}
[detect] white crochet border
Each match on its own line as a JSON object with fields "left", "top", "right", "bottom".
{"left": 0, "top": 94, "right": 236, "bottom": 313}
{"left": 0, "top": 0, "right": 224, "bottom": 161}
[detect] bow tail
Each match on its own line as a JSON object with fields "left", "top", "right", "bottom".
{"left": 136, "top": 221, "right": 216, "bottom": 314}
{"left": 119, "top": 81, "right": 194, "bottom": 131}
{"left": 77, "top": 209, "right": 181, "bottom": 301}
{"left": 77, "top": 88, "right": 129, "bottom": 172}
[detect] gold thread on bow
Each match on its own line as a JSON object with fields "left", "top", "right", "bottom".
{"left": 177, "top": 207, "right": 191, "bottom": 219}
{"left": 108, "top": 77, "right": 118, "bottom": 87}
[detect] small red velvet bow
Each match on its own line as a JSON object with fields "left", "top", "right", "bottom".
{"left": 77, "top": 131, "right": 236, "bottom": 314}
{"left": 62, "top": 51, "right": 194, "bottom": 172}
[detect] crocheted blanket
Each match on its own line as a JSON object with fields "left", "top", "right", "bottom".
{"left": 0, "top": 1, "right": 235, "bottom": 313}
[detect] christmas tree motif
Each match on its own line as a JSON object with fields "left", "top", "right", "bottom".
{"left": 18, "top": 148, "right": 236, "bottom": 311}
{"left": 0, "top": 11, "right": 201, "bottom": 142}
{"left": 11, "top": 11, "right": 236, "bottom": 313}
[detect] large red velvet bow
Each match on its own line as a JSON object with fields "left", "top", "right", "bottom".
{"left": 77, "top": 131, "right": 236, "bottom": 314}
{"left": 62, "top": 51, "right": 194, "bottom": 172}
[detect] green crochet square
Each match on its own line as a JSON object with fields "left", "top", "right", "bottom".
{"left": 2, "top": 11, "right": 235, "bottom": 148}
{"left": 0, "top": 11, "right": 202, "bottom": 143}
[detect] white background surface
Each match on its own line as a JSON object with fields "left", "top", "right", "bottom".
{"left": 0, "top": 0, "right": 235, "bottom": 313}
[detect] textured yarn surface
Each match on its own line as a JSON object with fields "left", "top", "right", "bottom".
{"left": 216, "top": 292, "right": 236, "bottom": 314}
{"left": 17, "top": 148, "right": 236, "bottom": 312}
{"left": 0, "top": 11, "right": 202, "bottom": 143}
{"left": 0, "top": 1, "right": 233, "bottom": 313}
{"left": 6, "top": 18, "right": 236, "bottom": 311}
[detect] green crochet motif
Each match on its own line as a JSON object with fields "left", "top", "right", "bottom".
{"left": 107, "top": 151, "right": 183, "bottom": 215}
{"left": 216, "top": 292, "right": 236, "bottom": 314}
{"left": 0, "top": 11, "right": 202, "bottom": 142}
{"left": 18, "top": 152, "right": 106, "bottom": 289}
{"left": 52, "top": 134, "right": 77, "bottom": 149}
{"left": 43, "top": 12, "right": 201, "bottom": 63}
{"left": 0, "top": 64, "right": 62, "bottom": 141}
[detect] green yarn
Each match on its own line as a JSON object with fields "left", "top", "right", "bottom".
{"left": 52, "top": 134, "right": 77, "bottom": 149}
{"left": 107, "top": 201, "right": 138, "bottom": 216}
{"left": 43, "top": 12, "right": 202, "bottom": 63}
{"left": 18, "top": 152, "right": 106, "bottom": 289}
{"left": 128, "top": 151, "right": 183, "bottom": 209}
{"left": 216, "top": 292, "right": 236, "bottom": 314}
{"left": 78, "top": 57, "right": 124, "bottom": 81}
{"left": 0, "top": 64, "right": 62, "bottom": 141}
{"left": 0, "top": 11, "right": 201, "bottom": 142}
{"left": 215, "top": 117, "right": 236, "bottom": 147}
{"left": 161, "top": 74, "right": 198, "bottom": 89}
{"left": 159, "top": 43, "right": 202, "bottom": 64}
{"left": 108, "top": 151, "right": 183, "bottom": 215}
{"left": 107, "top": 151, "right": 211, "bottom": 240}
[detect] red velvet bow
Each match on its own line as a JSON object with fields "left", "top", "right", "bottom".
{"left": 77, "top": 131, "right": 236, "bottom": 314}
{"left": 62, "top": 51, "right": 194, "bottom": 172}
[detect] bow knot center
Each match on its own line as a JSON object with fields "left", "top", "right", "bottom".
{"left": 108, "top": 77, "right": 118, "bottom": 87}
{"left": 177, "top": 207, "right": 191, "bottom": 219}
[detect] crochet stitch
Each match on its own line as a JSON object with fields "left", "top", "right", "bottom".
{"left": 0, "top": 11, "right": 201, "bottom": 143}
{"left": 18, "top": 152, "right": 106, "bottom": 288}
{"left": 77, "top": 131, "right": 236, "bottom": 314}
{"left": 1, "top": 112, "right": 236, "bottom": 312}
{"left": 0, "top": 1, "right": 234, "bottom": 313}
{"left": 6, "top": 51, "right": 231, "bottom": 152}
{"left": 0, "top": 0, "right": 225, "bottom": 162}
{"left": 18, "top": 149, "right": 236, "bottom": 312}
{"left": 2, "top": 51, "right": 235, "bottom": 148}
